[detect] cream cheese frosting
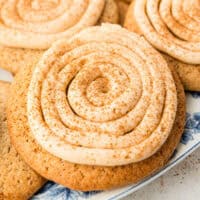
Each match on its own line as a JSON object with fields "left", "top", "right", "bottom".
{"left": 27, "top": 24, "right": 177, "bottom": 166}
{"left": 0, "top": 0, "right": 105, "bottom": 49}
{"left": 129, "top": 0, "right": 200, "bottom": 64}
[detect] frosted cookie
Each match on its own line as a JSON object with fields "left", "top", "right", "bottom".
{"left": 0, "top": 0, "right": 119, "bottom": 75}
{"left": 124, "top": 0, "right": 200, "bottom": 91}
{"left": 7, "top": 24, "right": 185, "bottom": 191}
{"left": 0, "top": 81, "right": 45, "bottom": 199}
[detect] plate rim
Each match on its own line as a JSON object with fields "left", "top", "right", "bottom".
{"left": 106, "top": 140, "right": 200, "bottom": 200}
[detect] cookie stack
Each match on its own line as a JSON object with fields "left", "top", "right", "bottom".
{"left": 1, "top": 0, "right": 198, "bottom": 199}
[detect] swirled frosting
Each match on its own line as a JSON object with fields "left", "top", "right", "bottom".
{"left": 27, "top": 24, "right": 177, "bottom": 166}
{"left": 128, "top": 0, "right": 200, "bottom": 64}
{"left": 0, "top": 0, "right": 105, "bottom": 49}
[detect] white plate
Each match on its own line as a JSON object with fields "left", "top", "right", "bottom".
{"left": 1, "top": 68, "right": 200, "bottom": 200}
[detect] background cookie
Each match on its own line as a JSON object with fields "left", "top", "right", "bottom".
{"left": 0, "top": 0, "right": 119, "bottom": 75}
{"left": 0, "top": 81, "right": 45, "bottom": 199}
{"left": 120, "top": 0, "right": 132, "bottom": 3}
{"left": 124, "top": 0, "right": 200, "bottom": 91}
{"left": 7, "top": 25, "right": 185, "bottom": 191}
{"left": 0, "top": 46, "right": 43, "bottom": 75}
{"left": 115, "top": 0, "right": 129, "bottom": 25}
{"left": 99, "top": 0, "right": 119, "bottom": 24}
{"left": 163, "top": 55, "right": 200, "bottom": 92}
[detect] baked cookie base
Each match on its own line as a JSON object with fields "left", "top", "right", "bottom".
{"left": 163, "top": 55, "right": 200, "bottom": 92}
{"left": 0, "top": 46, "right": 43, "bottom": 75}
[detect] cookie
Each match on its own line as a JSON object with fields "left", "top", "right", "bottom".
{"left": 7, "top": 24, "right": 185, "bottom": 191}
{"left": 120, "top": 0, "right": 132, "bottom": 3}
{"left": 0, "top": 46, "right": 43, "bottom": 75}
{"left": 163, "top": 54, "right": 200, "bottom": 92}
{"left": 0, "top": 81, "right": 45, "bottom": 199}
{"left": 0, "top": 0, "right": 118, "bottom": 75}
{"left": 99, "top": 0, "right": 119, "bottom": 24}
{"left": 115, "top": 0, "right": 129, "bottom": 25}
{"left": 124, "top": 0, "right": 200, "bottom": 91}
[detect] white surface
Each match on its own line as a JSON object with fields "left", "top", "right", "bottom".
{"left": 124, "top": 147, "right": 200, "bottom": 200}
{"left": 0, "top": 68, "right": 13, "bottom": 82}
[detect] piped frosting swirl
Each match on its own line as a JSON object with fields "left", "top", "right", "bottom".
{"left": 0, "top": 0, "right": 105, "bottom": 49}
{"left": 127, "top": 0, "right": 200, "bottom": 64}
{"left": 27, "top": 24, "right": 177, "bottom": 166}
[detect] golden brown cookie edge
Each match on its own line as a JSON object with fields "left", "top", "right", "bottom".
{"left": 0, "top": 80, "right": 46, "bottom": 199}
